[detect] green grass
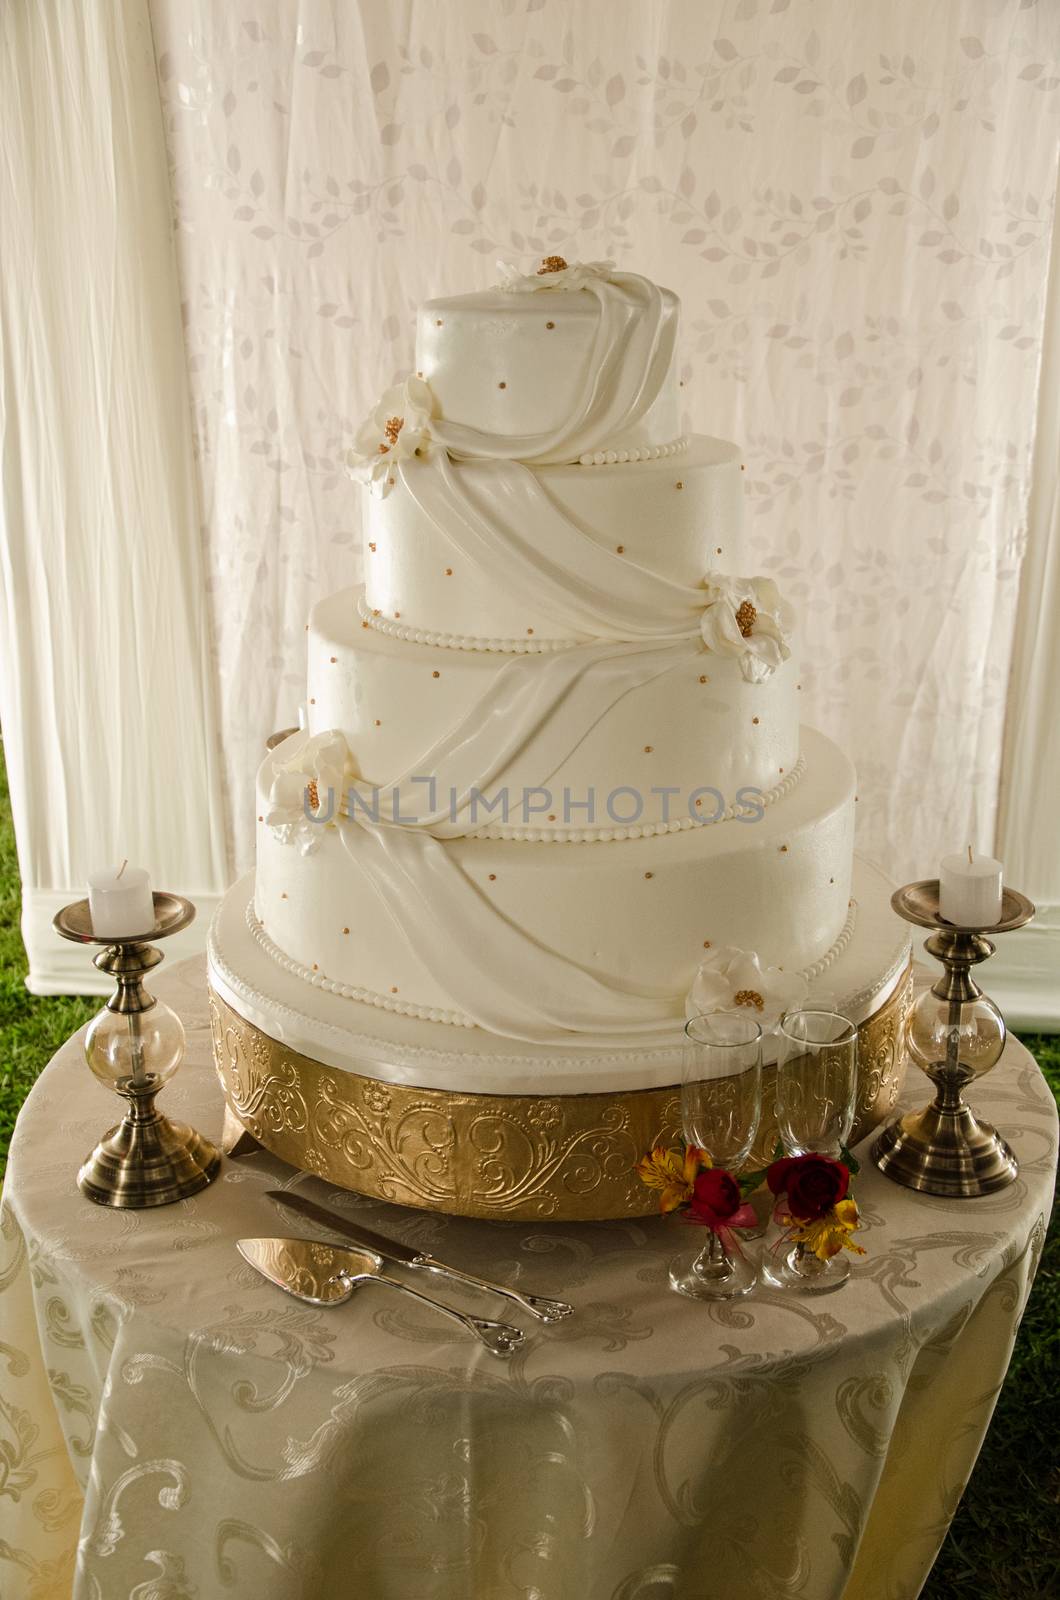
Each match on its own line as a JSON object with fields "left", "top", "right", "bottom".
{"left": 0, "top": 745, "right": 96, "bottom": 1175}
{"left": 0, "top": 738, "right": 1056, "bottom": 1591}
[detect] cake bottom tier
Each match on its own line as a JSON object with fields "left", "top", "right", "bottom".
{"left": 254, "top": 725, "right": 855, "bottom": 1045}
{"left": 208, "top": 858, "right": 911, "bottom": 1220}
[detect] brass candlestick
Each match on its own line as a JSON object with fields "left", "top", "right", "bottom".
{"left": 873, "top": 880, "right": 1035, "bottom": 1197}
{"left": 54, "top": 894, "right": 221, "bottom": 1207}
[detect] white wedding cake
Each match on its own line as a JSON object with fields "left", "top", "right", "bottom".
{"left": 208, "top": 257, "right": 911, "bottom": 1217}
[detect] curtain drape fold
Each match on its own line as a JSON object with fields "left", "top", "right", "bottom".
{"left": 0, "top": 0, "right": 228, "bottom": 991}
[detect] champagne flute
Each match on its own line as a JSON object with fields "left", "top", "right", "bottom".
{"left": 669, "top": 1012, "right": 762, "bottom": 1300}
{"left": 762, "top": 1009, "right": 858, "bottom": 1294}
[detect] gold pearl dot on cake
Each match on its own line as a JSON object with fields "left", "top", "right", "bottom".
{"left": 498, "top": 381, "right": 507, "bottom": 390}
{"left": 312, "top": 963, "right": 319, "bottom": 971}
{"left": 780, "top": 844, "right": 789, "bottom": 853}
{"left": 394, "top": 610, "right": 401, "bottom": 617}
{"left": 489, "top": 873, "right": 497, "bottom": 881}
{"left": 699, "top": 674, "right": 708, "bottom": 684}
{"left": 432, "top": 670, "right": 440, "bottom": 678}
{"left": 435, "top": 319, "right": 443, "bottom": 326}
{"left": 258, "top": 814, "right": 263, "bottom": 822}
{"left": 644, "top": 871, "right": 654, "bottom": 880}
{"left": 342, "top": 926, "right": 350, "bottom": 934}
{"left": 779, "top": 766, "right": 784, "bottom": 773}
{"left": 703, "top": 939, "right": 711, "bottom": 948}
{"left": 829, "top": 878, "right": 834, "bottom": 885}
{"left": 643, "top": 745, "right": 653, "bottom": 753}
{"left": 740, "top": 463, "right": 746, "bottom": 471}
{"left": 374, "top": 718, "right": 381, "bottom": 726}
{"left": 616, "top": 544, "right": 625, "bottom": 554}
{"left": 716, "top": 546, "right": 723, "bottom": 555}
{"left": 526, "top": 627, "right": 534, "bottom": 636}
{"left": 390, "top": 985, "right": 398, "bottom": 994}
{"left": 330, "top": 656, "right": 337, "bottom": 663}
{"left": 445, "top": 567, "right": 453, "bottom": 576}
{"left": 368, "top": 542, "right": 376, "bottom": 552}
{"left": 752, "top": 716, "right": 759, "bottom": 725}
{"left": 362, "top": 620, "right": 369, "bottom": 629}
{"left": 372, "top": 608, "right": 380, "bottom": 617}
{"left": 309, "top": 697, "right": 316, "bottom": 705}
{"left": 281, "top": 892, "right": 287, "bottom": 899}
{"left": 545, "top": 320, "right": 555, "bottom": 329}
{"left": 675, "top": 481, "right": 683, "bottom": 490}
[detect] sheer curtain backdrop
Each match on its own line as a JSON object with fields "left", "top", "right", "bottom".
{"left": 2, "top": 0, "right": 1058, "bottom": 1012}
{"left": 0, "top": 0, "right": 228, "bottom": 992}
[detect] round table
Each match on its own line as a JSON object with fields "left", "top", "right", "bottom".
{"left": 1, "top": 957, "right": 1055, "bottom": 1600}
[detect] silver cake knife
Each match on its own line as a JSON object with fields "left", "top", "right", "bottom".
{"left": 267, "top": 1190, "right": 574, "bottom": 1323}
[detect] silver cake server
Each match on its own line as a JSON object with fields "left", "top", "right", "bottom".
{"left": 237, "top": 1236, "right": 525, "bottom": 1359}
{"left": 267, "top": 1189, "right": 574, "bottom": 1324}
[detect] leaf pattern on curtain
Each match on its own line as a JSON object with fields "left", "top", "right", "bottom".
{"left": 151, "top": 0, "right": 1060, "bottom": 875}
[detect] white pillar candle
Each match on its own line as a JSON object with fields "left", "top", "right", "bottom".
{"left": 939, "top": 848, "right": 1003, "bottom": 927}
{"left": 88, "top": 863, "right": 154, "bottom": 937}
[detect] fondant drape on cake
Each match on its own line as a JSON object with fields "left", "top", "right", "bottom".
{"left": 427, "top": 272, "right": 677, "bottom": 466}
{"left": 343, "top": 823, "right": 678, "bottom": 1041}
{"left": 400, "top": 452, "right": 712, "bottom": 642}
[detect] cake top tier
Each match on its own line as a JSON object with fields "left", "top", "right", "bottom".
{"left": 413, "top": 259, "right": 681, "bottom": 465}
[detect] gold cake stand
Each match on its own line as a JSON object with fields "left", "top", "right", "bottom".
{"left": 209, "top": 967, "right": 911, "bottom": 1222}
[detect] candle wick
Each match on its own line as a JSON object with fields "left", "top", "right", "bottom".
{"left": 117, "top": 858, "right": 128, "bottom": 880}
{"left": 967, "top": 844, "right": 973, "bottom": 866}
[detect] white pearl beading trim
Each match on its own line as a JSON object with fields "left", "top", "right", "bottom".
{"left": 247, "top": 893, "right": 858, "bottom": 1033}
{"left": 578, "top": 436, "right": 687, "bottom": 467}
{"left": 357, "top": 594, "right": 582, "bottom": 653}
{"left": 802, "top": 897, "right": 857, "bottom": 981}
{"left": 470, "top": 756, "right": 806, "bottom": 842}
{"left": 245, "top": 901, "right": 476, "bottom": 1029}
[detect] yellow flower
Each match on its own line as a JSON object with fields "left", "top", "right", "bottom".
{"left": 791, "top": 1197, "right": 866, "bottom": 1262}
{"left": 635, "top": 1145, "right": 709, "bottom": 1214}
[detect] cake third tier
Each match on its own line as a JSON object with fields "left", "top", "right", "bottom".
{"left": 307, "top": 587, "right": 800, "bottom": 837}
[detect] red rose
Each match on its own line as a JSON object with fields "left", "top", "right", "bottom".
{"left": 687, "top": 1167, "right": 742, "bottom": 1224}
{"left": 767, "top": 1154, "right": 849, "bottom": 1221}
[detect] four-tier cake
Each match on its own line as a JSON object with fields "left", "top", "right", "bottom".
{"left": 208, "top": 258, "right": 911, "bottom": 1219}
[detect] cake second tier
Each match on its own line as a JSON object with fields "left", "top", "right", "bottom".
{"left": 361, "top": 435, "right": 744, "bottom": 646}
{"left": 306, "top": 587, "right": 800, "bottom": 837}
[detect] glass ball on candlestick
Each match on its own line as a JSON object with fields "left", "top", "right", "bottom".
{"left": 906, "top": 986, "right": 1006, "bottom": 1081}
{"left": 85, "top": 1000, "right": 186, "bottom": 1096}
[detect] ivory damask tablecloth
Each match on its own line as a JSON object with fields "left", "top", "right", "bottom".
{"left": 1, "top": 958, "right": 1055, "bottom": 1600}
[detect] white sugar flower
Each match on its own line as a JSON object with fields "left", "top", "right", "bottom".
{"left": 346, "top": 376, "right": 435, "bottom": 498}
{"left": 265, "top": 731, "right": 359, "bottom": 854}
{"left": 496, "top": 255, "right": 617, "bottom": 294}
{"left": 699, "top": 574, "right": 795, "bottom": 683}
{"left": 685, "top": 945, "right": 807, "bottom": 1030}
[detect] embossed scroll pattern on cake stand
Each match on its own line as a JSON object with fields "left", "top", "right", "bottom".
{"left": 210, "top": 970, "right": 910, "bottom": 1222}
